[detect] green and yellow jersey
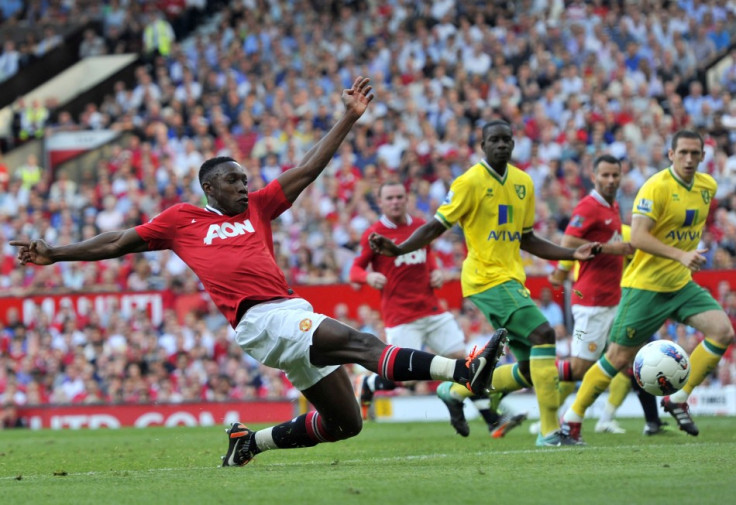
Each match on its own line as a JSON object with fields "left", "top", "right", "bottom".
{"left": 622, "top": 167, "right": 717, "bottom": 292}
{"left": 435, "top": 159, "right": 535, "bottom": 296}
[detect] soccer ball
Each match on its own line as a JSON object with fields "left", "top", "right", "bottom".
{"left": 633, "top": 340, "right": 691, "bottom": 396}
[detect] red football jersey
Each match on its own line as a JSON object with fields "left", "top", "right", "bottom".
{"left": 565, "top": 191, "right": 624, "bottom": 307}
{"left": 135, "top": 180, "right": 298, "bottom": 328}
{"left": 351, "top": 215, "right": 443, "bottom": 327}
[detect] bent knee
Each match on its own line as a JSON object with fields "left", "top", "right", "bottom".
{"left": 327, "top": 415, "right": 363, "bottom": 441}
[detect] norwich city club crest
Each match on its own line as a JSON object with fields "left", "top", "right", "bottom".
{"left": 514, "top": 184, "right": 526, "bottom": 199}
{"left": 701, "top": 190, "right": 711, "bottom": 204}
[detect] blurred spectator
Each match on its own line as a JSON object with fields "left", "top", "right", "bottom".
{"left": 79, "top": 28, "right": 107, "bottom": 59}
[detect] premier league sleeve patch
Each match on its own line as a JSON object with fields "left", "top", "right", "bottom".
{"left": 636, "top": 198, "right": 653, "bottom": 213}
{"left": 569, "top": 214, "right": 584, "bottom": 228}
{"left": 441, "top": 190, "right": 454, "bottom": 206}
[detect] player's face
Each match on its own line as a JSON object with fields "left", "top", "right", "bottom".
{"left": 481, "top": 125, "right": 514, "bottom": 168}
{"left": 203, "top": 161, "right": 249, "bottom": 215}
{"left": 669, "top": 137, "right": 704, "bottom": 183}
{"left": 593, "top": 161, "right": 621, "bottom": 202}
{"left": 379, "top": 184, "right": 407, "bottom": 221}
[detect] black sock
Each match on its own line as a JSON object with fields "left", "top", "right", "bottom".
{"left": 471, "top": 394, "right": 501, "bottom": 425}
{"left": 269, "top": 412, "right": 334, "bottom": 450}
{"left": 378, "top": 346, "right": 437, "bottom": 381}
{"left": 631, "top": 374, "right": 661, "bottom": 424}
{"left": 370, "top": 375, "right": 397, "bottom": 392}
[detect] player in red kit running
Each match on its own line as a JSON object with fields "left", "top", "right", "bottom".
{"left": 10, "top": 77, "right": 507, "bottom": 467}
{"left": 350, "top": 181, "right": 523, "bottom": 436}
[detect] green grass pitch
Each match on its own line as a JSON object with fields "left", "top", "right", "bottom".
{"left": 2, "top": 417, "right": 735, "bottom": 505}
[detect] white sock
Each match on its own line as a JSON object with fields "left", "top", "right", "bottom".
{"left": 669, "top": 389, "right": 690, "bottom": 403}
{"left": 429, "top": 356, "right": 456, "bottom": 381}
{"left": 563, "top": 409, "right": 583, "bottom": 423}
{"left": 599, "top": 402, "right": 616, "bottom": 423}
{"left": 254, "top": 427, "right": 277, "bottom": 452}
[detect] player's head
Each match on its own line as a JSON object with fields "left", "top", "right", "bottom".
{"left": 669, "top": 129, "right": 704, "bottom": 183}
{"left": 378, "top": 181, "right": 407, "bottom": 222}
{"left": 592, "top": 154, "right": 622, "bottom": 204}
{"left": 481, "top": 120, "right": 514, "bottom": 169}
{"left": 199, "top": 156, "right": 249, "bottom": 216}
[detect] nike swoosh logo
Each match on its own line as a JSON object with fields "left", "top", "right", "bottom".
{"left": 191, "top": 219, "right": 197, "bottom": 223}
{"left": 605, "top": 219, "right": 612, "bottom": 224}
{"left": 408, "top": 351, "right": 414, "bottom": 372}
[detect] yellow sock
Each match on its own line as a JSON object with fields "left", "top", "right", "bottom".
{"left": 607, "top": 372, "right": 632, "bottom": 408}
{"left": 558, "top": 381, "right": 577, "bottom": 405}
{"left": 491, "top": 363, "right": 530, "bottom": 392}
{"left": 448, "top": 382, "right": 474, "bottom": 401}
{"left": 682, "top": 338, "right": 728, "bottom": 395}
{"left": 530, "top": 344, "right": 559, "bottom": 436}
{"left": 570, "top": 357, "right": 617, "bottom": 418}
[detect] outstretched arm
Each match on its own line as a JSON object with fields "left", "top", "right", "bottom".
{"left": 277, "top": 76, "right": 374, "bottom": 203}
{"left": 521, "top": 231, "right": 600, "bottom": 261}
{"left": 369, "top": 219, "right": 447, "bottom": 257}
{"left": 11, "top": 228, "right": 148, "bottom": 265}
{"left": 560, "top": 234, "right": 633, "bottom": 256}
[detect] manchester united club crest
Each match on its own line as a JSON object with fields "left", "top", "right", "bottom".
{"left": 299, "top": 318, "right": 313, "bottom": 332}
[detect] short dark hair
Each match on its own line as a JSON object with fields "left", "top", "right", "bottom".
{"left": 592, "top": 154, "right": 621, "bottom": 172}
{"left": 377, "top": 181, "right": 405, "bottom": 198}
{"left": 671, "top": 129, "right": 703, "bottom": 151}
{"left": 199, "top": 156, "right": 236, "bottom": 186}
{"left": 482, "top": 120, "right": 512, "bottom": 138}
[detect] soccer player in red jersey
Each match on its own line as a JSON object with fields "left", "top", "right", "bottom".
{"left": 10, "top": 77, "right": 508, "bottom": 467}
{"left": 549, "top": 154, "right": 665, "bottom": 435}
{"left": 349, "top": 182, "right": 522, "bottom": 435}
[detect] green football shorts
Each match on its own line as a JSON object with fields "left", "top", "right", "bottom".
{"left": 468, "top": 280, "right": 549, "bottom": 361}
{"left": 609, "top": 281, "right": 722, "bottom": 347}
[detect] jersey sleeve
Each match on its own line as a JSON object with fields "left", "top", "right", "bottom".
{"left": 134, "top": 204, "right": 181, "bottom": 251}
{"left": 253, "top": 180, "right": 292, "bottom": 220}
{"left": 523, "top": 183, "right": 536, "bottom": 233}
{"left": 632, "top": 179, "right": 660, "bottom": 222}
{"left": 565, "top": 200, "right": 594, "bottom": 238}
{"left": 349, "top": 229, "right": 374, "bottom": 283}
{"left": 434, "top": 175, "right": 474, "bottom": 229}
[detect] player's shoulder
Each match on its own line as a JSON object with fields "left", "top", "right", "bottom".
{"left": 508, "top": 163, "right": 532, "bottom": 183}
{"left": 695, "top": 171, "right": 717, "bottom": 190}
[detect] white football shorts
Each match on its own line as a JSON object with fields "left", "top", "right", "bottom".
{"left": 570, "top": 305, "right": 618, "bottom": 361}
{"left": 234, "top": 298, "right": 337, "bottom": 391}
{"left": 385, "top": 312, "right": 465, "bottom": 357}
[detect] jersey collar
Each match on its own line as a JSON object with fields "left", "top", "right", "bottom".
{"left": 667, "top": 166, "right": 695, "bottom": 190}
{"left": 380, "top": 214, "right": 412, "bottom": 229}
{"left": 480, "top": 159, "right": 508, "bottom": 184}
{"left": 204, "top": 205, "right": 223, "bottom": 215}
{"left": 590, "top": 189, "right": 612, "bottom": 208}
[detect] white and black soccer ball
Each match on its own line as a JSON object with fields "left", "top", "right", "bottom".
{"left": 633, "top": 340, "right": 691, "bottom": 396}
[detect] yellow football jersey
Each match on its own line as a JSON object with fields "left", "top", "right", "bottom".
{"left": 435, "top": 160, "right": 535, "bottom": 296}
{"left": 622, "top": 167, "right": 716, "bottom": 292}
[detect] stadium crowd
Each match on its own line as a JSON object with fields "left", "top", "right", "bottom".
{"left": 2, "top": 0, "right": 736, "bottom": 416}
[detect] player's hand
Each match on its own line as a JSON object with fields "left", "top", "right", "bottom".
{"left": 342, "top": 76, "right": 374, "bottom": 119}
{"left": 430, "top": 269, "right": 444, "bottom": 289}
{"left": 573, "top": 241, "right": 602, "bottom": 261}
{"left": 368, "top": 232, "right": 401, "bottom": 257}
{"left": 10, "top": 239, "right": 55, "bottom": 265}
{"left": 366, "top": 272, "right": 387, "bottom": 290}
{"left": 548, "top": 268, "right": 568, "bottom": 287}
{"left": 680, "top": 248, "right": 708, "bottom": 272}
